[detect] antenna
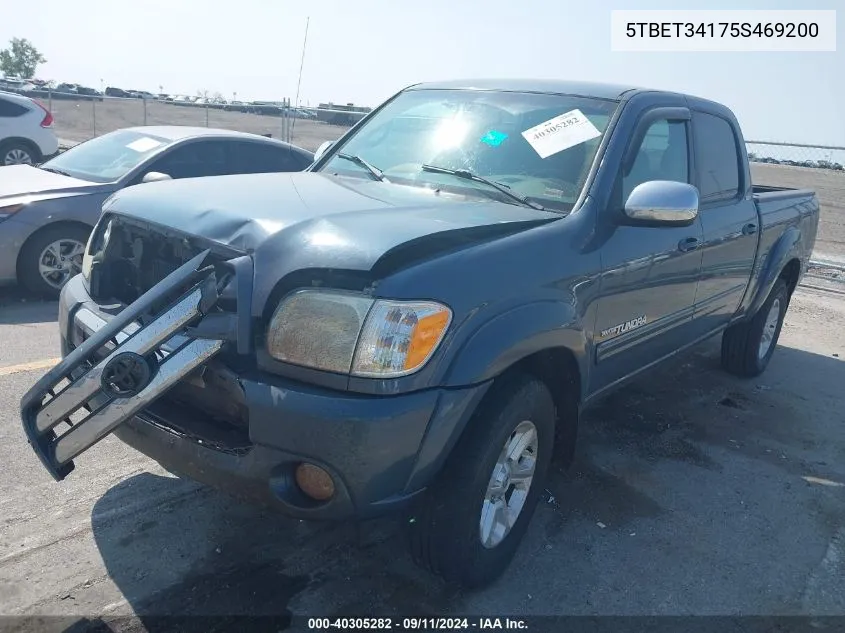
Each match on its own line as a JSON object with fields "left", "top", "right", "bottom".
{"left": 290, "top": 16, "right": 310, "bottom": 142}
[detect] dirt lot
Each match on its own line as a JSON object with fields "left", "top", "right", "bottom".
{"left": 752, "top": 163, "right": 845, "bottom": 261}
{"left": 49, "top": 96, "right": 350, "bottom": 152}
{"left": 0, "top": 282, "right": 843, "bottom": 631}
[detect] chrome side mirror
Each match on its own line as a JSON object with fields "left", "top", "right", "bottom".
{"left": 314, "top": 140, "right": 334, "bottom": 163}
{"left": 623, "top": 180, "right": 699, "bottom": 226}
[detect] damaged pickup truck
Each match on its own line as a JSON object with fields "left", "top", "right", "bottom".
{"left": 21, "top": 79, "right": 819, "bottom": 589}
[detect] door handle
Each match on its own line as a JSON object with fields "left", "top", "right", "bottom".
{"left": 678, "top": 237, "right": 701, "bottom": 252}
{"left": 742, "top": 222, "right": 758, "bottom": 235}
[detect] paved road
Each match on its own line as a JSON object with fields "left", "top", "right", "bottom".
{"left": 0, "top": 283, "right": 844, "bottom": 631}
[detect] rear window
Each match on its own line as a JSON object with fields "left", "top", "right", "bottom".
{"left": 693, "top": 111, "right": 742, "bottom": 203}
{"left": 0, "top": 95, "right": 29, "bottom": 117}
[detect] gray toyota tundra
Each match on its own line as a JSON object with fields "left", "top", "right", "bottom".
{"left": 21, "top": 79, "right": 819, "bottom": 589}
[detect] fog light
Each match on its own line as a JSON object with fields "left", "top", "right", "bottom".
{"left": 295, "top": 463, "right": 335, "bottom": 501}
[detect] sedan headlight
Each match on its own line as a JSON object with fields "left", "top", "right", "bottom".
{"left": 266, "top": 290, "right": 452, "bottom": 378}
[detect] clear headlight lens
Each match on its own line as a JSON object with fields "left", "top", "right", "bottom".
{"left": 266, "top": 290, "right": 452, "bottom": 378}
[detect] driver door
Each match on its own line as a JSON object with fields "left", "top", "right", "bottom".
{"left": 589, "top": 108, "right": 704, "bottom": 393}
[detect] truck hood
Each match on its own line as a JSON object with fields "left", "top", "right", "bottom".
{"left": 103, "top": 171, "right": 561, "bottom": 263}
{"left": 0, "top": 165, "right": 111, "bottom": 205}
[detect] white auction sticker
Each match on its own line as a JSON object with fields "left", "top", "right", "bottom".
{"left": 126, "top": 137, "right": 163, "bottom": 153}
{"left": 521, "top": 110, "right": 601, "bottom": 159}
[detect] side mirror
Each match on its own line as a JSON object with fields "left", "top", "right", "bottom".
{"left": 141, "top": 171, "right": 172, "bottom": 184}
{"left": 623, "top": 180, "right": 699, "bottom": 226}
{"left": 314, "top": 140, "right": 334, "bottom": 163}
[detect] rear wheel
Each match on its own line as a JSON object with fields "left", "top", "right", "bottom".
{"left": 408, "top": 374, "right": 557, "bottom": 589}
{"left": 1, "top": 140, "right": 39, "bottom": 166}
{"left": 721, "top": 278, "right": 789, "bottom": 377}
{"left": 18, "top": 224, "right": 90, "bottom": 298}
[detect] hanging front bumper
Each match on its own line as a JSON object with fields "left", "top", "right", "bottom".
{"left": 19, "top": 250, "right": 224, "bottom": 481}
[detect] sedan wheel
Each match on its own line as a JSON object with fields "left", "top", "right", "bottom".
{"left": 38, "top": 239, "right": 86, "bottom": 290}
{"left": 4, "top": 146, "right": 34, "bottom": 165}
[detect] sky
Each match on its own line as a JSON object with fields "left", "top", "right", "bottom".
{"left": 1, "top": 0, "right": 842, "bottom": 146}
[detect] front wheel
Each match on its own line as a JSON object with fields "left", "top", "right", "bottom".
{"left": 18, "top": 224, "right": 90, "bottom": 298}
{"left": 408, "top": 374, "right": 556, "bottom": 589}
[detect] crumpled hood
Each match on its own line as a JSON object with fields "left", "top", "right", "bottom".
{"left": 102, "top": 171, "right": 560, "bottom": 261}
{"left": 0, "top": 165, "right": 109, "bottom": 205}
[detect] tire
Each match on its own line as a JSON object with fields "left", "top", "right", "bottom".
{"left": 18, "top": 224, "right": 91, "bottom": 298}
{"left": 408, "top": 373, "right": 557, "bottom": 589}
{"left": 0, "top": 140, "right": 40, "bottom": 166}
{"left": 721, "top": 278, "right": 789, "bottom": 378}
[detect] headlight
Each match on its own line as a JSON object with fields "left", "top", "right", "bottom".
{"left": 266, "top": 290, "right": 452, "bottom": 378}
{"left": 0, "top": 203, "right": 25, "bottom": 221}
{"left": 82, "top": 218, "right": 112, "bottom": 281}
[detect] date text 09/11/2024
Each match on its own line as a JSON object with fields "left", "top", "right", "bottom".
{"left": 306, "top": 617, "right": 529, "bottom": 630}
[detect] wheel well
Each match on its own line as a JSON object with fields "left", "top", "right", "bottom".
{"left": 779, "top": 258, "right": 801, "bottom": 296}
{"left": 16, "top": 220, "right": 93, "bottom": 279}
{"left": 495, "top": 347, "right": 581, "bottom": 423}
{"left": 0, "top": 137, "right": 42, "bottom": 160}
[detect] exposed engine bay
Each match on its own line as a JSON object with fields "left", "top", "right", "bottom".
{"left": 87, "top": 214, "right": 234, "bottom": 306}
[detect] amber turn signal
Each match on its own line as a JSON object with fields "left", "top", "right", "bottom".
{"left": 295, "top": 463, "right": 335, "bottom": 501}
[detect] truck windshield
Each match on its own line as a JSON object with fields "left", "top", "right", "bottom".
{"left": 318, "top": 88, "right": 619, "bottom": 212}
{"left": 39, "top": 129, "right": 170, "bottom": 183}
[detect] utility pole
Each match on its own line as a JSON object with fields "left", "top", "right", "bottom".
{"left": 290, "top": 16, "right": 310, "bottom": 143}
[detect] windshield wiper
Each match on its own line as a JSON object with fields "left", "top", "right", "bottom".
{"left": 420, "top": 164, "right": 545, "bottom": 211}
{"left": 336, "top": 153, "right": 387, "bottom": 182}
{"left": 39, "top": 166, "right": 72, "bottom": 177}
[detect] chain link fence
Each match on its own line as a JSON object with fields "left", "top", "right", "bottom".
{"left": 746, "top": 140, "right": 845, "bottom": 172}
{"left": 41, "top": 93, "right": 845, "bottom": 172}
{"left": 20, "top": 93, "right": 845, "bottom": 266}
{"left": 36, "top": 92, "right": 355, "bottom": 153}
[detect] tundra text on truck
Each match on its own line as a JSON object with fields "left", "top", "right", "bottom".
{"left": 21, "top": 79, "right": 820, "bottom": 589}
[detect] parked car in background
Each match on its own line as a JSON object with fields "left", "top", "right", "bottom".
{"left": 54, "top": 83, "right": 80, "bottom": 95}
{"left": 105, "top": 87, "right": 132, "bottom": 98}
{"left": 0, "top": 126, "right": 314, "bottom": 296}
{"left": 18, "top": 79, "right": 819, "bottom": 589}
{"left": 0, "top": 90, "right": 58, "bottom": 166}
{"left": 0, "top": 77, "right": 37, "bottom": 93}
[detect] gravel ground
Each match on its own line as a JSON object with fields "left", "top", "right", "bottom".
{"left": 0, "top": 279, "right": 843, "bottom": 631}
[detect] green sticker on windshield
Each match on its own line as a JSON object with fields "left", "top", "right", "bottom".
{"left": 480, "top": 130, "right": 508, "bottom": 147}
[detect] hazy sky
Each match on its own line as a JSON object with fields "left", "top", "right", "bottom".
{"left": 2, "top": 0, "right": 841, "bottom": 145}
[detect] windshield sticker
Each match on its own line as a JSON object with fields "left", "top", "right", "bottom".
{"left": 480, "top": 130, "right": 508, "bottom": 147}
{"left": 543, "top": 187, "right": 565, "bottom": 199}
{"left": 126, "top": 137, "right": 163, "bottom": 153}
{"left": 521, "top": 109, "right": 601, "bottom": 159}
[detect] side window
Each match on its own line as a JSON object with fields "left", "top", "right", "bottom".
{"left": 149, "top": 141, "right": 230, "bottom": 180}
{"left": 622, "top": 118, "right": 689, "bottom": 200}
{"left": 232, "top": 142, "right": 304, "bottom": 174}
{"left": 0, "top": 98, "right": 28, "bottom": 118}
{"left": 692, "top": 111, "right": 741, "bottom": 204}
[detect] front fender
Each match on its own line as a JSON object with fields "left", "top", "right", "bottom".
{"left": 747, "top": 227, "right": 802, "bottom": 316}
{"left": 442, "top": 300, "right": 588, "bottom": 399}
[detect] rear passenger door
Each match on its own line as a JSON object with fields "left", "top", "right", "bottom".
{"left": 230, "top": 141, "right": 310, "bottom": 174}
{"left": 145, "top": 140, "right": 231, "bottom": 180}
{"left": 689, "top": 110, "right": 759, "bottom": 335}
